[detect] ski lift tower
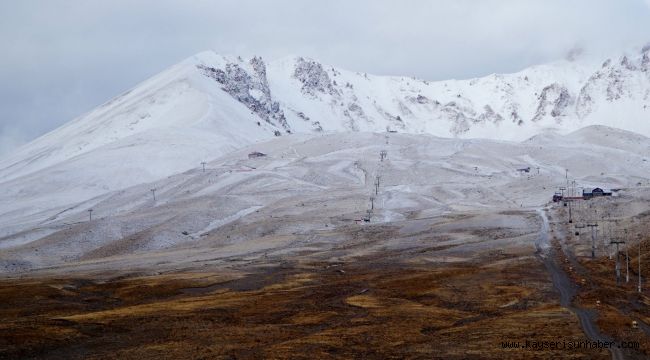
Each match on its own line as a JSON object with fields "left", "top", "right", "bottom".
{"left": 625, "top": 229, "right": 630, "bottom": 283}
{"left": 638, "top": 234, "right": 643, "bottom": 293}
{"left": 374, "top": 175, "right": 380, "bottom": 195}
{"left": 586, "top": 223, "right": 599, "bottom": 259}
{"left": 610, "top": 239, "right": 626, "bottom": 285}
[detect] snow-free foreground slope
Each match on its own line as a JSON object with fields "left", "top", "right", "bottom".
{"left": 1, "top": 47, "right": 650, "bottom": 243}
{"left": 1, "top": 127, "right": 650, "bottom": 273}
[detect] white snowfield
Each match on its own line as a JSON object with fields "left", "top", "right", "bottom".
{"left": 1, "top": 48, "right": 650, "bottom": 274}
{"left": 0, "top": 127, "right": 649, "bottom": 274}
{"left": 0, "top": 50, "right": 649, "bottom": 207}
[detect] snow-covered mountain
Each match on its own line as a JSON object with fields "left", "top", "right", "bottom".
{"left": 2, "top": 127, "right": 650, "bottom": 273}
{"left": 193, "top": 47, "right": 650, "bottom": 141}
{"left": 3, "top": 47, "right": 650, "bottom": 180}
{"left": 1, "top": 47, "right": 650, "bottom": 238}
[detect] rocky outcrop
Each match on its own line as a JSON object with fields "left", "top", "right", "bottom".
{"left": 478, "top": 105, "right": 504, "bottom": 124}
{"left": 293, "top": 57, "right": 339, "bottom": 97}
{"left": 197, "top": 57, "right": 289, "bottom": 131}
{"left": 532, "top": 84, "right": 572, "bottom": 123}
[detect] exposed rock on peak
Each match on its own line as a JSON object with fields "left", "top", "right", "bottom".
{"left": 293, "top": 57, "right": 339, "bottom": 97}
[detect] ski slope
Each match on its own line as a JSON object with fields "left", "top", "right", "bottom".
{"left": 1, "top": 46, "right": 650, "bottom": 273}
{"left": 1, "top": 127, "right": 649, "bottom": 273}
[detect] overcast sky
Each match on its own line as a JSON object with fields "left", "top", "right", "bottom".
{"left": 1, "top": 0, "right": 650, "bottom": 155}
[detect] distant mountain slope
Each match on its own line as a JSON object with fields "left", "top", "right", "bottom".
{"left": 2, "top": 127, "right": 650, "bottom": 273}
{"left": 3, "top": 47, "right": 650, "bottom": 181}
{"left": 0, "top": 52, "right": 278, "bottom": 184}
{"left": 1, "top": 48, "right": 649, "bottom": 233}
{"left": 196, "top": 46, "right": 650, "bottom": 141}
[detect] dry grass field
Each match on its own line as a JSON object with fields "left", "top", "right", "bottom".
{"left": 0, "top": 255, "right": 608, "bottom": 359}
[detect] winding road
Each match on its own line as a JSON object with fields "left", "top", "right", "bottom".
{"left": 536, "top": 209, "right": 624, "bottom": 360}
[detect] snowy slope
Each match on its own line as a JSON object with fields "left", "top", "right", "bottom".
{"left": 265, "top": 49, "right": 650, "bottom": 139}
{"left": 163, "top": 46, "right": 650, "bottom": 143}
{"left": 0, "top": 52, "right": 287, "bottom": 183}
{"left": 1, "top": 47, "right": 650, "bottom": 241}
{"left": 2, "top": 127, "right": 650, "bottom": 273}
{"left": 2, "top": 47, "right": 649, "bottom": 183}
{"left": 0, "top": 52, "right": 287, "bottom": 230}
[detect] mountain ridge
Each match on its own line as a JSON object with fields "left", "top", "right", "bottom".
{"left": 2, "top": 46, "right": 650, "bottom": 175}
{"left": 1, "top": 47, "right": 649, "bottom": 234}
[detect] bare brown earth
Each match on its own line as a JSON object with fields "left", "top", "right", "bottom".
{"left": 0, "top": 255, "right": 605, "bottom": 359}
{"left": 551, "top": 200, "right": 650, "bottom": 359}
{"left": 1, "top": 206, "right": 648, "bottom": 359}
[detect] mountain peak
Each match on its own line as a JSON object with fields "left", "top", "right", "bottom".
{"left": 2, "top": 45, "right": 650, "bottom": 215}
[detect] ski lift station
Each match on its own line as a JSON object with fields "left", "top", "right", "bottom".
{"left": 582, "top": 187, "right": 613, "bottom": 198}
{"left": 553, "top": 187, "right": 613, "bottom": 202}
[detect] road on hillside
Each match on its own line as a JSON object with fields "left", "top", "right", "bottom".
{"left": 536, "top": 209, "right": 624, "bottom": 360}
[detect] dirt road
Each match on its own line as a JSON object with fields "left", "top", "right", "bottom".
{"left": 536, "top": 209, "right": 625, "bottom": 360}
